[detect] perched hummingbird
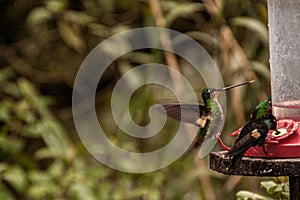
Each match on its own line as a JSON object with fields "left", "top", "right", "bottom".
{"left": 226, "top": 114, "right": 278, "bottom": 174}
{"left": 249, "top": 96, "right": 272, "bottom": 121}
{"left": 230, "top": 96, "right": 272, "bottom": 138}
{"left": 160, "top": 80, "right": 254, "bottom": 157}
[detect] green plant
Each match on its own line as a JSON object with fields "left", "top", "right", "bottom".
{"left": 236, "top": 178, "right": 289, "bottom": 200}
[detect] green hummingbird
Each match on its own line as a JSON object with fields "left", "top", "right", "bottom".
{"left": 160, "top": 80, "right": 255, "bottom": 157}
{"left": 249, "top": 96, "right": 272, "bottom": 121}
{"left": 230, "top": 96, "right": 272, "bottom": 138}
{"left": 226, "top": 114, "right": 278, "bottom": 174}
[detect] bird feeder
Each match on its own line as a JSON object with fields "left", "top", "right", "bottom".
{"left": 210, "top": 0, "right": 300, "bottom": 199}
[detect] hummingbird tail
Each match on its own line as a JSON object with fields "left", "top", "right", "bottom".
{"left": 180, "top": 135, "right": 205, "bottom": 160}
{"left": 228, "top": 154, "right": 243, "bottom": 175}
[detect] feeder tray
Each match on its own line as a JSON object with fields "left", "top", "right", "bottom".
{"left": 218, "top": 119, "right": 300, "bottom": 158}
{"left": 245, "top": 119, "right": 300, "bottom": 157}
{"left": 212, "top": 119, "right": 300, "bottom": 175}
{"left": 210, "top": 151, "right": 300, "bottom": 177}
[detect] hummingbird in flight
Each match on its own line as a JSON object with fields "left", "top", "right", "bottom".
{"left": 226, "top": 113, "right": 278, "bottom": 174}
{"left": 160, "top": 80, "right": 255, "bottom": 157}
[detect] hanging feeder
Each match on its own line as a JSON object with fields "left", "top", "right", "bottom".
{"left": 209, "top": 0, "right": 300, "bottom": 199}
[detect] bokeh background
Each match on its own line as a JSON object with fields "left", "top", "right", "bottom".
{"left": 0, "top": 0, "right": 288, "bottom": 199}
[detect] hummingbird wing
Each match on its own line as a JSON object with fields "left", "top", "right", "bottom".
{"left": 234, "top": 121, "right": 255, "bottom": 143}
{"left": 236, "top": 119, "right": 270, "bottom": 142}
{"left": 159, "top": 104, "right": 209, "bottom": 126}
{"left": 226, "top": 133, "right": 257, "bottom": 174}
{"left": 227, "top": 133, "right": 257, "bottom": 157}
{"left": 230, "top": 120, "right": 269, "bottom": 154}
{"left": 227, "top": 121, "right": 270, "bottom": 174}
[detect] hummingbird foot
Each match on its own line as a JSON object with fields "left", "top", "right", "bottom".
{"left": 251, "top": 129, "right": 261, "bottom": 139}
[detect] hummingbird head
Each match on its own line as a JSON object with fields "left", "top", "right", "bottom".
{"left": 201, "top": 80, "right": 255, "bottom": 102}
{"left": 201, "top": 88, "right": 220, "bottom": 101}
{"left": 263, "top": 114, "right": 277, "bottom": 130}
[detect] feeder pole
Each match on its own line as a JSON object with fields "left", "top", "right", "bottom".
{"left": 268, "top": 0, "right": 300, "bottom": 199}
{"left": 290, "top": 177, "right": 300, "bottom": 200}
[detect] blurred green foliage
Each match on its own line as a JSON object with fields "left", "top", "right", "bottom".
{"left": 236, "top": 178, "right": 289, "bottom": 200}
{"left": 0, "top": 68, "right": 177, "bottom": 199}
{"left": 0, "top": 0, "right": 286, "bottom": 199}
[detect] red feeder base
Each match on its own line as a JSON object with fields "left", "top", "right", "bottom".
{"left": 219, "top": 119, "right": 300, "bottom": 158}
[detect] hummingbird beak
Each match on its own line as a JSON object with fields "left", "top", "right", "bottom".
{"left": 219, "top": 80, "right": 255, "bottom": 92}
{"left": 210, "top": 80, "right": 255, "bottom": 100}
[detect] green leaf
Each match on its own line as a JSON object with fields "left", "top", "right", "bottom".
{"left": 34, "top": 147, "right": 62, "bottom": 159}
{"left": 100, "top": 0, "right": 115, "bottom": 12}
{"left": 260, "top": 180, "right": 277, "bottom": 193}
{"left": 15, "top": 100, "right": 36, "bottom": 123}
{"left": 3, "top": 165, "right": 27, "bottom": 193}
{"left": 165, "top": 3, "right": 204, "bottom": 27}
{"left": 18, "top": 79, "right": 36, "bottom": 99}
{"left": 86, "top": 166, "right": 112, "bottom": 179}
{"left": 9, "top": 139, "right": 25, "bottom": 155}
{"left": 0, "top": 188, "right": 14, "bottom": 200}
{"left": 96, "top": 182, "right": 111, "bottom": 199}
{"left": 186, "top": 31, "right": 219, "bottom": 49}
{"left": 0, "top": 163, "right": 8, "bottom": 173}
{"left": 99, "top": 0, "right": 134, "bottom": 12}
{"left": 127, "top": 188, "right": 146, "bottom": 199}
{"left": 0, "top": 101, "right": 12, "bottom": 122}
{"left": 42, "top": 123, "right": 67, "bottom": 155}
{"left": 68, "top": 183, "right": 95, "bottom": 200}
{"left": 0, "top": 81, "right": 20, "bottom": 97}
{"left": 230, "top": 17, "right": 268, "bottom": 45}
{"left": 281, "top": 191, "right": 290, "bottom": 199}
{"left": 45, "top": 0, "right": 67, "bottom": 13}
{"left": 250, "top": 61, "right": 270, "bottom": 80}
{"left": 274, "top": 183, "right": 284, "bottom": 192}
{"left": 88, "top": 23, "right": 110, "bottom": 37}
{"left": 22, "top": 124, "right": 42, "bottom": 138}
{"left": 32, "top": 118, "right": 69, "bottom": 159}
{"left": 58, "top": 20, "right": 86, "bottom": 53}
{"left": 27, "top": 183, "right": 60, "bottom": 199}
{"left": 28, "top": 170, "right": 52, "bottom": 183}
{"left": 144, "top": 189, "right": 160, "bottom": 200}
{"left": 64, "top": 11, "right": 95, "bottom": 25}
{"left": 26, "top": 7, "right": 52, "bottom": 26}
{"left": 0, "top": 68, "right": 15, "bottom": 82}
{"left": 48, "top": 160, "right": 64, "bottom": 178}
{"left": 27, "top": 184, "right": 47, "bottom": 199}
{"left": 236, "top": 190, "right": 272, "bottom": 200}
